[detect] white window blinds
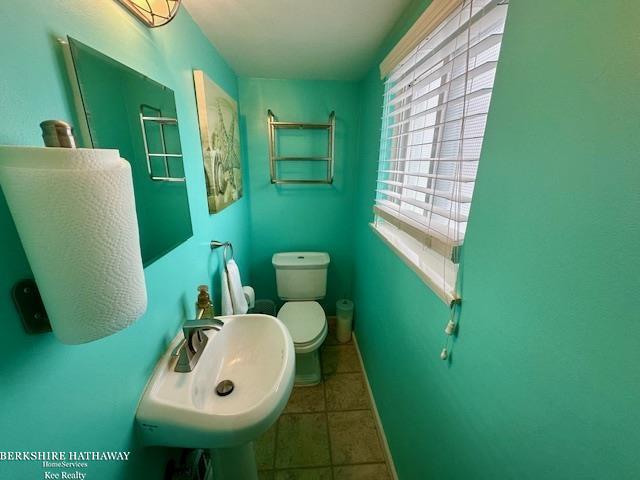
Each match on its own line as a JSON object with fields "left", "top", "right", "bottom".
{"left": 373, "top": 0, "right": 508, "bottom": 302}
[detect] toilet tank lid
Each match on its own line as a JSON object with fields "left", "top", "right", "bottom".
{"left": 272, "top": 252, "right": 330, "bottom": 269}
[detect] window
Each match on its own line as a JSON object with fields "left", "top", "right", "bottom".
{"left": 372, "top": 0, "right": 509, "bottom": 303}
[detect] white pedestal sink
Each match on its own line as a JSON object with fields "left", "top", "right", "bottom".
{"left": 136, "top": 314, "right": 295, "bottom": 479}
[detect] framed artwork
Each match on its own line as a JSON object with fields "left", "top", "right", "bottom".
{"left": 193, "top": 70, "right": 242, "bottom": 213}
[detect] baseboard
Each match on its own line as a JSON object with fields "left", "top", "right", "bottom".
{"left": 352, "top": 333, "right": 399, "bottom": 480}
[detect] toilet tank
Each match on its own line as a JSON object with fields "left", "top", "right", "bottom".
{"left": 272, "top": 252, "right": 330, "bottom": 300}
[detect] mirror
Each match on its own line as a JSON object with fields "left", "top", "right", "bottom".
{"left": 66, "top": 37, "right": 193, "bottom": 266}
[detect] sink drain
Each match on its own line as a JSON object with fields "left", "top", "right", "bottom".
{"left": 216, "top": 380, "right": 234, "bottom": 397}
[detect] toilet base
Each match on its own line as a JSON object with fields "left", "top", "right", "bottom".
{"left": 294, "top": 348, "right": 322, "bottom": 386}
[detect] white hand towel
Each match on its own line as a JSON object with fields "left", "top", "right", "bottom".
{"left": 221, "top": 259, "right": 249, "bottom": 315}
{"left": 221, "top": 272, "right": 233, "bottom": 316}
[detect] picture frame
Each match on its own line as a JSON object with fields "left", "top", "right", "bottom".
{"left": 193, "top": 70, "right": 243, "bottom": 213}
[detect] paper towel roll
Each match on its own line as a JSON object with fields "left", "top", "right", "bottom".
{"left": 242, "top": 286, "right": 255, "bottom": 309}
{"left": 0, "top": 146, "right": 147, "bottom": 344}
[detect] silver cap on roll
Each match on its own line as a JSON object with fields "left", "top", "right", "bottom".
{"left": 40, "top": 120, "right": 76, "bottom": 148}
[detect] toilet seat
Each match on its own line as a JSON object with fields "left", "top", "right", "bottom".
{"left": 278, "top": 301, "right": 327, "bottom": 353}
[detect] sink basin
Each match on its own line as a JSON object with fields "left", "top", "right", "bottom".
{"left": 136, "top": 314, "right": 295, "bottom": 455}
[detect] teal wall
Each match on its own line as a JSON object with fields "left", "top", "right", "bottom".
{"left": 1, "top": 1, "right": 639, "bottom": 479}
{"left": 353, "top": 1, "right": 640, "bottom": 479}
{"left": 238, "top": 78, "right": 359, "bottom": 314}
{"left": 0, "top": 1, "right": 250, "bottom": 478}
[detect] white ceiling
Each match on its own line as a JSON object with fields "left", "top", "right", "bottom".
{"left": 183, "top": 0, "right": 412, "bottom": 81}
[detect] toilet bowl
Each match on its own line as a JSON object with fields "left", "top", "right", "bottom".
{"left": 272, "top": 252, "right": 330, "bottom": 386}
{"left": 277, "top": 301, "right": 328, "bottom": 385}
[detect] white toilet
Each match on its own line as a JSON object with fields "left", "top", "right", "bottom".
{"left": 272, "top": 252, "right": 330, "bottom": 386}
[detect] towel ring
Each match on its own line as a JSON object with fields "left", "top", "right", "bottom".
{"left": 210, "top": 240, "right": 234, "bottom": 265}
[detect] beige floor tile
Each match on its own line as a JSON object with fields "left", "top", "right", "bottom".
{"left": 284, "top": 384, "right": 326, "bottom": 413}
{"left": 258, "top": 470, "right": 275, "bottom": 480}
{"left": 255, "top": 422, "right": 277, "bottom": 470}
{"left": 328, "top": 411, "right": 385, "bottom": 465}
{"left": 333, "top": 463, "right": 391, "bottom": 480}
{"left": 324, "top": 328, "right": 340, "bottom": 346}
{"left": 275, "top": 413, "right": 331, "bottom": 468}
{"left": 325, "top": 317, "right": 353, "bottom": 346}
{"left": 325, "top": 373, "right": 369, "bottom": 411}
{"left": 324, "top": 328, "right": 352, "bottom": 346}
{"left": 275, "top": 467, "right": 332, "bottom": 480}
{"left": 321, "top": 345, "right": 361, "bottom": 375}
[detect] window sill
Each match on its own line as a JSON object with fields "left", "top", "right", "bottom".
{"left": 369, "top": 222, "right": 458, "bottom": 305}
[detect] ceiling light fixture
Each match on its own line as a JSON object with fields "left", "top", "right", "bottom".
{"left": 118, "top": 0, "right": 181, "bottom": 28}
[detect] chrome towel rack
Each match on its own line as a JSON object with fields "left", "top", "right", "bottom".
{"left": 210, "top": 240, "right": 234, "bottom": 269}
{"left": 267, "top": 109, "right": 335, "bottom": 185}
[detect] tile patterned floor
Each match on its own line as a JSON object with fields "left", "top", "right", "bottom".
{"left": 255, "top": 319, "right": 392, "bottom": 480}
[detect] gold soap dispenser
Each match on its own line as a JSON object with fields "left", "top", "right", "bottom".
{"left": 196, "top": 285, "right": 215, "bottom": 319}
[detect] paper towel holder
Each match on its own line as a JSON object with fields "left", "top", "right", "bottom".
{"left": 8, "top": 119, "right": 76, "bottom": 335}
{"left": 11, "top": 279, "right": 52, "bottom": 335}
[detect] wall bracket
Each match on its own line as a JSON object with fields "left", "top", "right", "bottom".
{"left": 11, "top": 279, "right": 52, "bottom": 335}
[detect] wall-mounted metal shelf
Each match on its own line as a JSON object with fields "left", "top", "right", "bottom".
{"left": 139, "top": 104, "right": 186, "bottom": 182}
{"left": 267, "top": 109, "right": 335, "bottom": 184}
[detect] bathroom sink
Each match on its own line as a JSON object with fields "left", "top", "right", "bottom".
{"left": 136, "top": 314, "right": 295, "bottom": 450}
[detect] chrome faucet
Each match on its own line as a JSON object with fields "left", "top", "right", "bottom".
{"left": 172, "top": 318, "right": 225, "bottom": 373}
{"left": 172, "top": 286, "right": 224, "bottom": 373}
{"left": 171, "top": 318, "right": 224, "bottom": 373}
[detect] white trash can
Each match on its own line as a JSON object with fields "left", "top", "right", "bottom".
{"left": 336, "top": 299, "right": 354, "bottom": 343}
